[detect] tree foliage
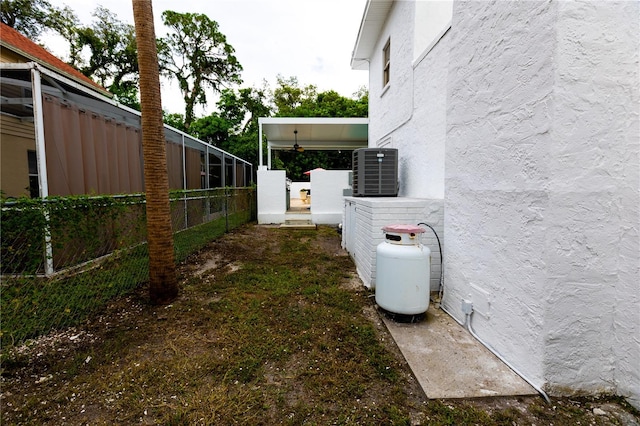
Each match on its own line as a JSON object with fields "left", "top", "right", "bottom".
{"left": 67, "top": 7, "right": 140, "bottom": 109}
{"left": 190, "top": 86, "right": 272, "bottom": 166}
{"left": 1, "top": 0, "right": 76, "bottom": 40}
{"left": 189, "top": 77, "right": 368, "bottom": 180}
{"left": 159, "top": 11, "right": 243, "bottom": 129}
{"left": 4, "top": 3, "right": 369, "bottom": 180}
{"left": 162, "top": 112, "right": 187, "bottom": 133}
{"left": 270, "top": 76, "right": 369, "bottom": 180}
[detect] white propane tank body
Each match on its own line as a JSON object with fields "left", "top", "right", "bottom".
{"left": 375, "top": 224, "right": 431, "bottom": 315}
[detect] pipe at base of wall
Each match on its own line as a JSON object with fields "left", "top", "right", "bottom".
{"left": 439, "top": 302, "right": 551, "bottom": 404}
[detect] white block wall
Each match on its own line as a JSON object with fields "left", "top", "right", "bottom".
{"left": 310, "top": 170, "right": 351, "bottom": 225}
{"left": 445, "top": 0, "right": 639, "bottom": 405}
{"left": 342, "top": 197, "right": 443, "bottom": 291}
{"left": 257, "top": 169, "right": 286, "bottom": 224}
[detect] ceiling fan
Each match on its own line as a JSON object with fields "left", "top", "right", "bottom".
{"left": 291, "top": 130, "right": 304, "bottom": 152}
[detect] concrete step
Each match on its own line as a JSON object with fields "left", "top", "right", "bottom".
{"left": 284, "top": 212, "right": 311, "bottom": 221}
{"left": 279, "top": 219, "right": 317, "bottom": 230}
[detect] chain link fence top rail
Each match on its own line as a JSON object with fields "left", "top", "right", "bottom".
{"left": 1, "top": 188, "right": 256, "bottom": 349}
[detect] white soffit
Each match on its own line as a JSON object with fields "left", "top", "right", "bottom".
{"left": 259, "top": 117, "right": 368, "bottom": 151}
{"left": 351, "top": 0, "right": 394, "bottom": 70}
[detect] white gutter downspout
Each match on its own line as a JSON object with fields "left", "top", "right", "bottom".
{"left": 31, "top": 64, "right": 54, "bottom": 276}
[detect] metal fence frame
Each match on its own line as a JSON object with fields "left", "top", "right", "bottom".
{"left": 0, "top": 188, "right": 256, "bottom": 278}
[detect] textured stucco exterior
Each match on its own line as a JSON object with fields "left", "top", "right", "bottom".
{"left": 352, "top": 0, "right": 639, "bottom": 408}
{"left": 367, "top": 0, "right": 448, "bottom": 199}
{"left": 310, "top": 170, "right": 351, "bottom": 224}
{"left": 444, "top": 0, "right": 639, "bottom": 405}
{"left": 257, "top": 170, "right": 287, "bottom": 224}
{"left": 548, "top": 0, "right": 639, "bottom": 403}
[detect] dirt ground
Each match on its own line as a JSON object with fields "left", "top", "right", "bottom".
{"left": 1, "top": 224, "right": 639, "bottom": 425}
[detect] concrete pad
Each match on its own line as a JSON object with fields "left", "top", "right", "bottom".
{"left": 381, "top": 304, "right": 537, "bottom": 399}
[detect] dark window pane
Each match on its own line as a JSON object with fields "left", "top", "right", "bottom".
{"left": 28, "top": 150, "right": 38, "bottom": 174}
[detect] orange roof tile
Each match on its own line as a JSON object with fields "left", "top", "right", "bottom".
{"left": 0, "top": 23, "right": 111, "bottom": 96}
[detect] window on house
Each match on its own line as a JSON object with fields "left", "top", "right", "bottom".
{"left": 27, "top": 150, "right": 40, "bottom": 198}
{"left": 383, "top": 38, "right": 391, "bottom": 87}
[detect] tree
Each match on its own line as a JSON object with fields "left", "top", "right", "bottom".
{"left": 132, "top": 0, "right": 178, "bottom": 305}
{"left": 163, "top": 112, "right": 187, "bottom": 132}
{"left": 272, "top": 76, "right": 317, "bottom": 117}
{"left": 190, "top": 86, "right": 271, "bottom": 167}
{"left": 270, "top": 77, "right": 369, "bottom": 179}
{"left": 273, "top": 76, "right": 368, "bottom": 118}
{"left": 1, "top": 0, "right": 77, "bottom": 40}
{"left": 159, "top": 11, "right": 243, "bottom": 129}
{"left": 68, "top": 7, "right": 140, "bottom": 109}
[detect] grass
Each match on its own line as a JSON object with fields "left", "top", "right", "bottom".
{"left": 0, "top": 211, "right": 250, "bottom": 349}
{"left": 2, "top": 225, "right": 638, "bottom": 425}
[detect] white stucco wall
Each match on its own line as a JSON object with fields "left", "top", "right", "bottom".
{"left": 367, "top": 2, "right": 413, "bottom": 147}
{"left": 444, "top": 0, "right": 639, "bottom": 405}
{"left": 444, "top": 0, "right": 554, "bottom": 385}
{"left": 257, "top": 169, "right": 286, "bottom": 224}
{"left": 367, "top": 0, "right": 450, "bottom": 199}
{"left": 546, "top": 0, "right": 639, "bottom": 404}
{"left": 413, "top": 0, "right": 452, "bottom": 63}
{"left": 310, "top": 170, "right": 350, "bottom": 224}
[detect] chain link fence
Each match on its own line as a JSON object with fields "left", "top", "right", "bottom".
{"left": 0, "top": 188, "right": 256, "bottom": 349}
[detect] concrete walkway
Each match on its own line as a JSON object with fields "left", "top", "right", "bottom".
{"left": 380, "top": 303, "right": 537, "bottom": 399}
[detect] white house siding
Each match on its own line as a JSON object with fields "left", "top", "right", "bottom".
{"left": 405, "top": 34, "right": 448, "bottom": 199}
{"left": 444, "top": 0, "right": 639, "bottom": 406}
{"left": 367, "top": 0, "right": 449, "bottom": 199}
{"left": 0, "top": 116, "right": 35, "bottom": 197}
{"left": 368, "top": 2, "right": 412, "bottom": 150}
{"left": 345, "top": 2, "right": 450, "bottom": 297}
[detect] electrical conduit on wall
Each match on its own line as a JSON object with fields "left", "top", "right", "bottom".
{"left": 418, "top": 221, "right": 551, "bottom": 403}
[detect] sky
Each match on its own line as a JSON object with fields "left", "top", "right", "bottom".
{"left": 46, "top": 0, "right": 370, "bottom": 115}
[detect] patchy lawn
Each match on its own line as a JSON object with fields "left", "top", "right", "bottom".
{"left": 1, "top": 225, "right": 638, "bottom": 425}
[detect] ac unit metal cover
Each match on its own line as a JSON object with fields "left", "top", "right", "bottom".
{"left": 352, "top": 148, "right": 398, "bottom": 197}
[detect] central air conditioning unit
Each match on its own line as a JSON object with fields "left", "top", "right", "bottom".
{"left": 352, "top": 148, "right": 398, "bottom": 197}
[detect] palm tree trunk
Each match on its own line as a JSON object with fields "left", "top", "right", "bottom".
{"left": 132, "top": 0, "right": 178, "bottom": 304}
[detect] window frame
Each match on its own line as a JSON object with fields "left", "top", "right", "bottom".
{"left": 382, "top": 38, "right": 391, "bottom": 88}
{"left": 27, "top": 150, "right": 40, "bottom": 198}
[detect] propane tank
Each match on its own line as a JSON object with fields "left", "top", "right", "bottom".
{"left": 375, "top": 224, "right": 431, "bottom": 315}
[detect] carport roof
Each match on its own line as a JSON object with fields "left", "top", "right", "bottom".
{"left": 260, "top": 117, "right": 368, "bottom": 150}
{"left": 258, "top": 117, "right": 368, "bottom": 167}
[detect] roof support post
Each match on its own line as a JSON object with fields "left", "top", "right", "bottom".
{"left": 258, "top": 119, "right": 265, "bottom": 169}
{"left": 181, "top": 134, "right": 187, "bottom": 228}
{"left": 232, "top": 158, "right": 237, "bottom": 186}
{"left": 221, "top": 153, "right": 226, "bottom": 187}
{"left": 205, "top": 146, "right": 210, "bottom": 189}
{"left": 31, "top": 65, "right": 54, "bottom": 276}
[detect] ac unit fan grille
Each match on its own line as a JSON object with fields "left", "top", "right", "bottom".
{"left": 352, "top": 148, "right": 398, "bottom": 197}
